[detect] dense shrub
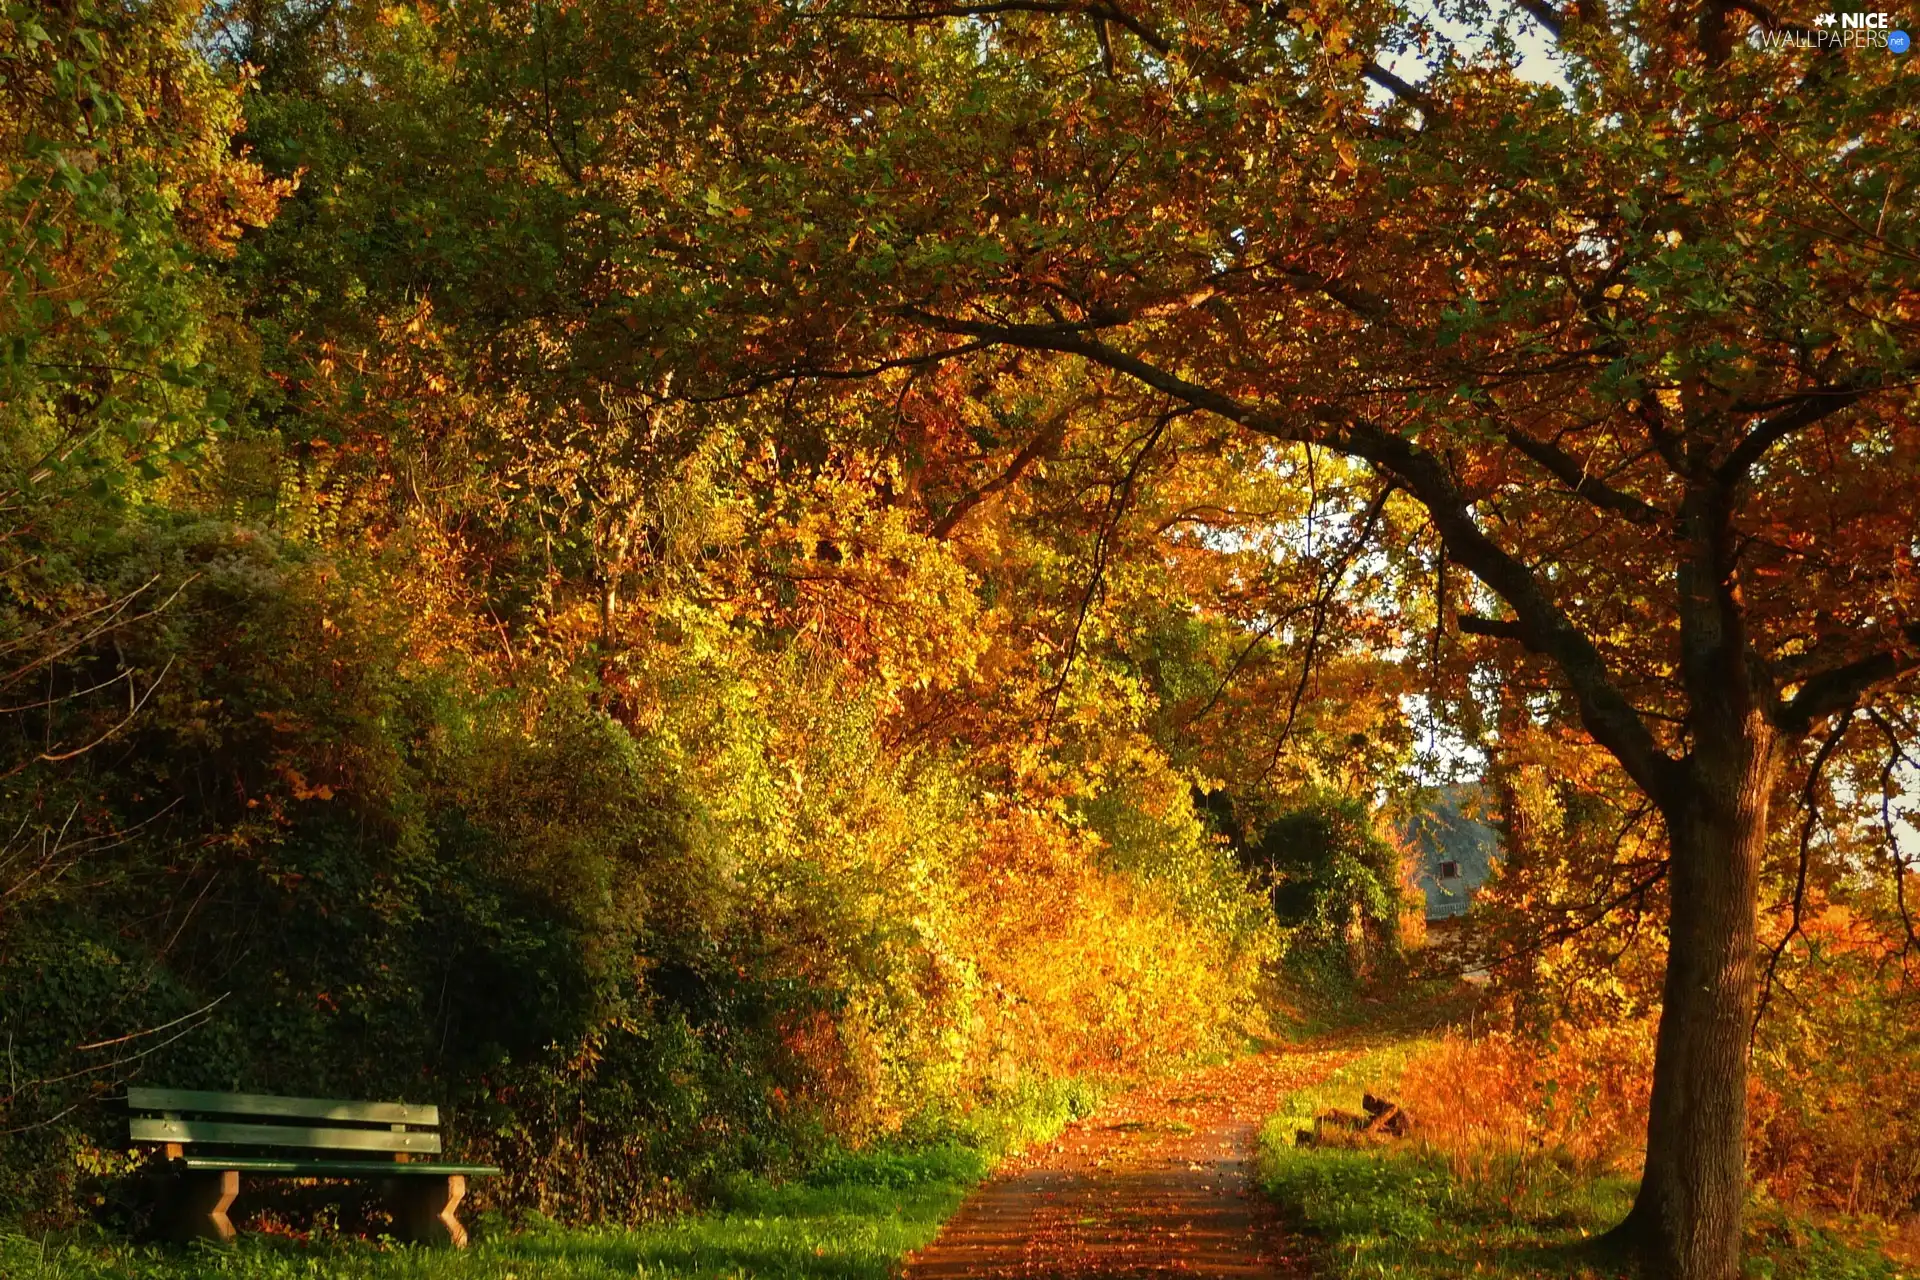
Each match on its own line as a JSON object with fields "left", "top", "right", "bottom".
{"left": 1746, "top": 899, "right": 1920, "bottom": 1221}
{"left": 0, "top": 0, "right": 1268, "bottom": 1234}
{"left": 0, "top": 508, "right": 1274, "bottom": 1227}
{"left": 1246, "top": 791, "right": 1413, "bottom": 992}
{"left": 1394, "top": 1023, "right": 1655, "bottom": 1189}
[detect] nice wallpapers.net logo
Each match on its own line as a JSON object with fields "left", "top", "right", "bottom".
{"left": 1750, "top": 11, "right": 1912, "bottom": 49}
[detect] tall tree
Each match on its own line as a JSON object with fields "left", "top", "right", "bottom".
{"left": 524, "top": 2, "right": 1914, "bottom": 1276}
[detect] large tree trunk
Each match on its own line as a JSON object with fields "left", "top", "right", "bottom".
{"left": 1608, "top": 711, "right": 1779, "bottom": 1280}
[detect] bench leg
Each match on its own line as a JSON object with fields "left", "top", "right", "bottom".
{"left": 386, "top": 1174, "right": 468, "bottom": 1249}
{"left": 161, "top": 1169, "right": 239, "bottom": 1244}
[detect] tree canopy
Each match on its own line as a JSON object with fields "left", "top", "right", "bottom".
{"left": 1, "top": 4, "right": 1914, "bottom": 1278}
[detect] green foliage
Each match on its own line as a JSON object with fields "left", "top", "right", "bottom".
{"left": 1, "top": 0, "right": 277, "bottom": 510}
{"left": 0, "top": 1082, "right": 1094, "bottom": 1279}
{"left": 1077, "top": 762, "right": 1274, "bottom": 957}
{"left": 0, "top": 488, "right": 1248, "bottom": 1226}
{"left": 1250, "top": 792, "right": 1408, "bottom": 992}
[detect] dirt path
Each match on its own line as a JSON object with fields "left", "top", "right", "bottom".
{"left": 905, "top": 1048, "right": 1352, "bottom": 1280}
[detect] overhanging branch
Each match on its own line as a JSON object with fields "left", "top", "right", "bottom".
{"left": 846, "top": 0, "right": 1433, "bottom": 110}
{"left": 1781, "top": 621, "right": 1920, "bottom": 733}
{"left": 1716, "top": 387, "right": 1874, "bottom": 487}
{"left": 903, "top": 307, "right": 1681, "bottom": 802}
{"left": 1460, "top": 614, "right": 1530, "bottom": 645}
{"left": 1510, "top": 0, "right": 1565, "bottom": 39}
{"left": 1501, "top": 428, "right": 1666, "bottom": 526}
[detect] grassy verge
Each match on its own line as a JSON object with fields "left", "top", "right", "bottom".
{"left": 1259, "top": 1043, "right": 1911, "bottom": 1280}
{"left": 1264, "top": 957, "right": 1484, "bottom": 1046}
{"left": 0, "top": 1079, "right": 1101, "bottom": 1280}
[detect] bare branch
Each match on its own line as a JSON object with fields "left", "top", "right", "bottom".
{"left": 1044, "top": 409, "right": 1175, "bottom": 723}
{"left": 1481, "top": 863, "right": 1672, "bottom": 972}
{"left": 1180, "top": 600, "right": 1312, "bottom": 727}
{"left": 1, "top": 994, "right": 227, "bottom": 1112}
{"left": 1256, "top": 480, "right": 1397, "bottom": 774}
{"left": 1752, "top": 713, "right": 1852, "bottom": 1044}
{"left": 1868, "top": 709, "right": 1920, "bottom": 959}
{"left": 0, "top": 574, "right": 160, "bottom": 664}
{"left": 6, "top": 657, "right": 176, "bottom": 774}
{"left": 73, "top": 994, "right": 232, "bottom": 1053}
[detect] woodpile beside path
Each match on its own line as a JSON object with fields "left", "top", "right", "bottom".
{"left": 1294, "top": 1092, "right": 1416, "bottom": 1148}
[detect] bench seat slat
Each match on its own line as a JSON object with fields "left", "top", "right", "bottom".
{"left": 128, "top": 1087, "right": 437, "bottom": 1127}
{"left": 174, "top": 1156, "right": 499, "bottom": 1177}
{"left": 131, "top": 1118, "right": 441, "bottom": 1154}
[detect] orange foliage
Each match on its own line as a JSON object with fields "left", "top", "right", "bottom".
{"left": 1397, "top": 1023, "right": 1654, "bottom": 1189}
{"left": 1748, "top": 897, "right": 1920, "bottom": 1219}
{"left": 1405, "top": 882, "right": 1920, "bottom": 1222}
{"left": 961, "top": 805, "right": 1261, "bottom": 1084}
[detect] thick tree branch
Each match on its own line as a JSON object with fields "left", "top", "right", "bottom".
{"left": 1334, "top": 420, "right": 1679, "bottom": 802}
{"left": 1510, "top": 0, "right": 1565, "bottom": 39}
{"left": 1780, "top": 621, "right": 1920, "bottom": 734}
{"left": 901, "top": 308, "right": 1267, "bottom": 424}
{"left": 1459, "top": 614, "right": 1529, "bottom": 644}
{"left": 1359, "top": 61, "right": 1425, "bottom": 105}
{"left": 1500, "top": 427, "right": 1667, "bottom": 525}
{"left": 904, "top": 308, "right": 1681, "bottom": 801}
{"left": 1716, "top": 387, "right": 1873, "bottom": 486}
{"left": 1265, "top": 269, "right": 1667, "bottom": 525}
{"left": 681, "top": 339, "right": 994, "bottom": 403}
{"left": 848, "top": 1, "right": 1432, "bottom": 110}
{"left": 930, "top": 399, "right": 1081, "bottom": 538}
{"left": 844, "top": 0, "right": 1175, "bottom": 55}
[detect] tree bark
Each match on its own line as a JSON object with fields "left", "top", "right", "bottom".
{"left": 1608, "top": 711, "right": 1778, "bottom": 1280}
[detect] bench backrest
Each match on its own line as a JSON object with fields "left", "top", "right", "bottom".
{"left": 127, "top": 1087, "right": 442, "bottom": 1157}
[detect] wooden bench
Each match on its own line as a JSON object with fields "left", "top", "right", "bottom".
{"left": 128, "top": 1087, "right": 500, "bottom": 1248}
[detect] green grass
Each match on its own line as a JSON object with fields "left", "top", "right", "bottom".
{"left": 1266, "top": 957, "right": 1486, "bottom": 1045}
{"left": 1259, "top": 1044, "right": 1913, "bottom": 1280}
{"left": 1, "top": 1079, "right": 1103, "bottom": 1280}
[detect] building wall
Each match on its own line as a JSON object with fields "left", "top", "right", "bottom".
{"left": 1403, "top": 788, "right": 1499, "bottom": 921}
